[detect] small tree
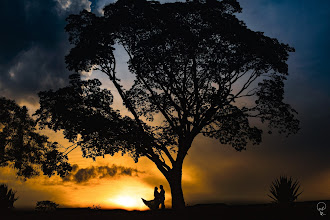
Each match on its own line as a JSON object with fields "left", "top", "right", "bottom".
{"left": 35, "top": 200, "right": 59, "bottom": 212}
{"left": 0, "top": 183, "right": 18, "bottom": 210}
{"left": 36, "top": 0, "right": 299, "bottom": 209}
{"left": 0, "top": 97, "right": 71, "bottom": 179}
{"left": 268, "top": 176, "right": 303, "bottom": 204}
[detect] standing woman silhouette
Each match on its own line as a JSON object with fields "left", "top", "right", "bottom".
{"left": 141, "top": 187, "right": 161, "bottom": 210}
{"left": 154, "top": 187, "right": 160, "bottom": 201}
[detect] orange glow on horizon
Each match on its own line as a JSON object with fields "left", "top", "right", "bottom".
{"left": 108, "top": 195, "right": 147, "bottom": 210}
{"left": 97, "top": 176, "right": 154, "bottom": 210}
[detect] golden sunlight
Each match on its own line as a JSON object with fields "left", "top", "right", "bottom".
{"left": 113, "top": 196, "right": 138, "bottom": 208}
{"left": 109, "top": 195, "right": 147, "bottom": 210}
{"left": 101, "top": 177, "right": 153, "bottom": 210}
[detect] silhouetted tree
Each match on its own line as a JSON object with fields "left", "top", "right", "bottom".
{"left": 36, "top": 0, "right": 299, "bottom": 209}
{"left": 0, "top": 97, "right": 71, "bottom": 179}
{"left": 268, "top": 176, "right": 303, "bottom": 204}
{"left": 35, "top": 200, "right": 59, "bottom": 212}
{"left": 0, "top": 183, "right": 18, "bottom": 210}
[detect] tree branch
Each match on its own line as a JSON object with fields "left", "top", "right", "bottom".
{"left": 97, "top": 55, "right": 175, "bottom": 170}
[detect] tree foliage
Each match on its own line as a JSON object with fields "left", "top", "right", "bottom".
{"left": 0, "top": 97, "right": 71, "bottom": 178}
{"left": 36, "top": 74, "right": 154, "bottom": 162}
{"left": 36, "top": 0, "right": 299, "bottom": 208}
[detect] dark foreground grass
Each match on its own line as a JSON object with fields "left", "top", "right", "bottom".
{"left": 3, "top": 200, "right": 329, "bottom": 220}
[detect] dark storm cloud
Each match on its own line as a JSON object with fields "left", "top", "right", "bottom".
{"left": 0, "top": 0, "right": 91, "bottom": 104}
{"left": 62, "top": 164, "right": 144, "bottom": 184}
{"left": 237, "top": 0, "right": 330, "bottom": 92}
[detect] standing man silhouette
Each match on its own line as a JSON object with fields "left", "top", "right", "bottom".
{"left": 159, "top": 185, "right": 165, "bottom": 209}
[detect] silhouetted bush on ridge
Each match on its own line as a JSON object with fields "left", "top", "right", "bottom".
{"left": 35, "top": 200, "right": 59, "bottom": 212}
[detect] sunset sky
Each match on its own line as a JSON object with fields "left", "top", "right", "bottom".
{"left": 0, "top": 0, "right": 330, "bottom": 210}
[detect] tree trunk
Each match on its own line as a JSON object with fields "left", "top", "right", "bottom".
{"left": 168, "top": 168, "right": 185, "bottom": 209}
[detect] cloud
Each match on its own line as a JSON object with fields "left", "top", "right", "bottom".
{"left": 56, "top": 0, "right": 92, "bottom": 15}
{"left": 62, "top": 164, "right": 144, "bottom": 184}
{"left": 236, "top": 0, "right": 330, "bottom": 92}
{"left": 1, "top": 44, "right": 69, "bottom": 102}
{"left": 91, "top": 0, "right": 116, "bottom": 15}
{"left": 0, "top": 0, "right": 92, "bottom": 106}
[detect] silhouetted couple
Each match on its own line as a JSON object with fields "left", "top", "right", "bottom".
{"left": 142, "top": 185, "right": 165, "bottom": 210}
{"left": 154, "top": 185, "right": 165, "bottom": 209}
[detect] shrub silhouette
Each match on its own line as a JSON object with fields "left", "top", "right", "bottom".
{"left": 88, "top": 204, "right": 101, "bottom": 210}
{"left": 35, "top": 200, "right": 59, "bottom": 212}
{"left": 0, "top": 183, "right": 18, "bottom": 210}
{"left": 268, "top": 176, "right": 303, "bottom": 204}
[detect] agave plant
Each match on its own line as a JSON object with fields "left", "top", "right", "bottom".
{"left": 268, "top": 176, "right": 303, "bottom": 204}
{"left": 0, "top": 183, "right": 18, "bottom": 210}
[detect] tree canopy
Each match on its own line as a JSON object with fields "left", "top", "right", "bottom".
{"left": 0, "top": 97, "right": 71, "bottom": 179}
{"left": 36, "top": 74, "right": 155, "bottom": 162}
{"left": 36, "top": 0, "right": 299, "bottom": 208}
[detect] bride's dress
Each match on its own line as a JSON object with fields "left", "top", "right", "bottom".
{"left": 141, "top": 198, "right": 160, "bottom": 210}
